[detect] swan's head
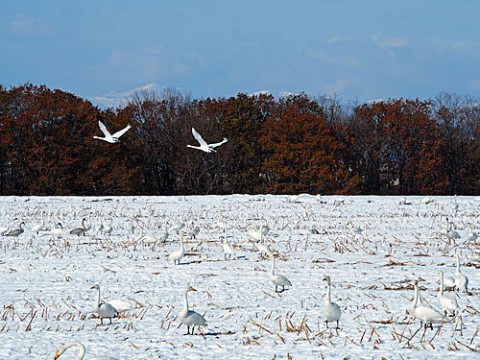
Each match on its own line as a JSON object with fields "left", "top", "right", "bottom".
{"left": 323, "top": 275, "right": 332, "bottom": 285}
{"left": 54, "top": 344, "right": 67, "bottom": 359}
{"left": 185, "top": 285, "right": 197, "bottom": 293}
{"left": 91, "top": 284, "right": 100, "bottom": 290}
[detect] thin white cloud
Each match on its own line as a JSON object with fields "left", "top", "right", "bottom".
{"left": 9, "top": 14, "right": 54, "bottom": 37}
{"left": 371, "top": 32, "right": 408, "bottom": 48}
{"left": 308, "top": 50, "right": 331, "bottom": 63}
{"left": 328, "top": 34, "right": 356, "bottom": 44}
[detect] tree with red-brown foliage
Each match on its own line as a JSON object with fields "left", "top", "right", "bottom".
{"left": 349, "top": 99, "right": 449, "bottom": 195}
{"left": 0, "top": 84, "right": 139, "bottom": 195}
{"left": 260, "top": 94, "right": 358, "bottom": 194}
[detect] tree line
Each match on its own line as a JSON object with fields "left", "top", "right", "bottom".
{"left": 1, "top": 83, "right": 479, "bottom": 196}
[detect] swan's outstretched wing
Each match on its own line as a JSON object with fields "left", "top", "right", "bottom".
{"left": 98, "top": 121, "right": 112, "bottom": 137}
{"left": 192, "top": 127, "right": 208, "bottom": 147}
{"left": 112, "top": 124, "right": 131, "bottom": 139}
{"left": 209, "top": 137, "right": 228, "bottom": 149}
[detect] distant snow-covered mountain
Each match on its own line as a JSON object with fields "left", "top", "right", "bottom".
{"left": 90, "top": 83, "right": 157, "bottom": 108}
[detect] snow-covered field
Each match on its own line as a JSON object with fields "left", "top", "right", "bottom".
{"left": 0, "top": 195, "right": 479, "bottom": 359}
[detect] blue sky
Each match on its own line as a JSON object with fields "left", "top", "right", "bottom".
{"left": 1, "top": 1, "right": 480, "bottom": 106}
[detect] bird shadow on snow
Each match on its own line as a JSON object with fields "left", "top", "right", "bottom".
{"left": 190, "top": 331, "right": 236, "bottom": 337}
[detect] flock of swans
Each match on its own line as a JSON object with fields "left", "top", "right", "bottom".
{"left": 0, "top": 195, "right": 478, "bottom": 359}
{"left": 93, "top": 121, "right": 229, "bottom": 155}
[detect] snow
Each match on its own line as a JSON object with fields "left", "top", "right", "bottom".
{"left": 0, "top": 195, "right": 479, "bottom": 359}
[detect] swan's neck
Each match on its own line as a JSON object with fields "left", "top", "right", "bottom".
{"left": 183, "top": 291, "right": 189, "bottom": 312}
{"left": 413, "top": 284, "right": 419, "bottom": 307}
{"left": 66, "top": 342, "right": 86, "bottom": 360}
{"left": 326, "top": 282, "right": 332, "bottom": 303}
{"left": 96, "top": 287, "right": 101, "bottom": 309}
{"left": 455, "top": 255, "right": 460, "bottom": 273}
{"left": 439, "top": 274, "right": 444, "bottom": 296}
{"left": 271, "top": 257, "right": 276, "bottom": 275}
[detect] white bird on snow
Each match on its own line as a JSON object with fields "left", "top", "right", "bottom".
{"left": 94, "top": 120, "right": 131, "bottom": 144}
{"left": 168, "top": 239, "right": 185, "bottom": 265}
{"left": 454, "top": 251, "right": 469, "bottom": 292}
{"left": 323, "top": 275, "right": 341, "bottom": 329}
{"left": 54, "top": 341, "right": 116, "bottom": 360}
{"left": 187, "top": 127, "right": 228, "bottom": 153}
{"left": 269, "top": 253, "right": 292, "bottom": 293}
{"left": 221, "top": 237, "right": 235, "bottom": 259}
{"left": 91, "top": 284, "right": 119, "bottom": 325}
{"left": 438, "top": 271, "right": 459, "bottom": 316}
{"left": 177, "top": 285, "right": 207, "bottom": 335}
{"left": 411, "top": 279, "right": 445, "bottom": 329}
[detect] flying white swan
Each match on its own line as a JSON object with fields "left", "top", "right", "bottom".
{"left": 411, "top": 280, "right": 445, "bottom": 329}
{"left": 177, "top": 285, "right": 207, "bottom": 335}
{"left": 91, "top": 284, "right": 119, "bottom": 325}
{"left": 454, "top": 252, "right": 469, "bottom": 292}
{"left": 269, "top": 253, "right": 292, "bottom": 293}
{"left": 323, "top": 275, "right": 341, "bottom": 328}
{"left": 54, "top": 341, "right": 116, "bottom": 359}
{"left": 187, "top": 127, "right": 228, "bottom": 153}
{"left": 438, "top": 271, "right": 459, "bottom": 316}
{"left": 93, "top": 120, "right": 131, "bottom": 144}
{"left": 5, "top": 222, "right": 25, "bottom": 237}
{"left": 168, "top": 239, "right": 185, "bottom": 265}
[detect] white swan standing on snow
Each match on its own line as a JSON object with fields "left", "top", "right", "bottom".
{"left": 168, "top": 239, "right": 185, "bottom": 265}
{"left": 187, "top": 127, "right": 228, "bottom": 153}
{"left": 438, "top": 271, "right": 459, "bottom": 316}
{"left": 54, "top": 341, "right": 116, "bottom": 359}
{"left": 91, "top": 284, "right": 118, "bottom": 325}
{"left": 177, "top": 285, "right": 207, "bottom": 335}
{"left": 250, "top": 224, "right": 272, "bottom": 256}
{"left": 408, "top": 278, "right": 432, "bottom": 314}
{"left": 411, "top": 280, "right": 445, "bottom": 329}
{"left": 31, "top": 214, "right": 45, "bottom": 234}
{"left": 50, "top": 223, "right": 66, "bottom": 237}
{"left": 269, "top": 253, "right": 292, "bottom": 293}
{"left": 323, "top": 275, "right": 341, "bottom": 328}
{"left": 454, "top": 252, "right": 469, "bottom": 292}
{"left": 221, "top": 237, "right": 235, "bottom": 259}
{"left": 94, "top": 120, "right": 131, "bottom": 144}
